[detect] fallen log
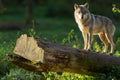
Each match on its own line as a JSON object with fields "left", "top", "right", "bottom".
{"left": 8, "top": 34, "right": 120, "bottom": 75}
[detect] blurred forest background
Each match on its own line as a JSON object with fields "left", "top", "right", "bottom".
{"left": 0, "top": 0, "right": 120, "bottom": 22}
{"left": 0, "top": 0, "right": 120, "bottom": 80}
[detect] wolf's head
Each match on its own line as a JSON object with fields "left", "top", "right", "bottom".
{"left": 74, "top": 3, "right": 90, "bottom": 20}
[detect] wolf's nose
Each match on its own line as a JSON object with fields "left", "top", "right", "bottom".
{"left": 81, "top": 15, "right": 84, "bottom": 19}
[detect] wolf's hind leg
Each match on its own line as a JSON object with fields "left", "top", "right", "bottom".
{"left": 105, "top": 32, "right": 115, "bottom": 54}
{"left": 99, "top": 33, "right": 109, "bottom": 53}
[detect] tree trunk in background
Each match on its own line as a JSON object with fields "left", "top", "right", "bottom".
{"left": 8, "top": 34, "right": 120, "bottom": 75}
{"left": 25, "top": 0, "right": 33, "bottom": 25}
{"left": 0, "top": 0, "right": 4, "bottom": 14}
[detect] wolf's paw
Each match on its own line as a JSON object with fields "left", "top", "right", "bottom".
{"left": 109, "top": 53, "right": 114, "bottom": 56}
{"left": 87, "top": 49, "right": 93, "bottom": 52}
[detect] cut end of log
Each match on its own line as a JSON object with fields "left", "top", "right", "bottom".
{"left": 14, "top": 34, "right": 44, "bottom": 63}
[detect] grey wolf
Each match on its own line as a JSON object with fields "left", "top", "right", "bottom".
{"left": 74, "top": 2, "right": 115, "bottom": 54}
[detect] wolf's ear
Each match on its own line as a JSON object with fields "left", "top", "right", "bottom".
{"left": 84, "top": 2, "right": 89, "bottom": 9}
{"left": 74, "top": 3, "right": 79, "bottom": 10}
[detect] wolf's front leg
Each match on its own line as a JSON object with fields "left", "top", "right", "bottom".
{"left": 82, "top": 31, "right": 88, "bottom": 50}
{"left": 88, "top": 32, "right": 92, "bottom": 50}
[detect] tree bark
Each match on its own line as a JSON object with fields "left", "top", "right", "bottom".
{"left": 8, "top": 34, "right": 120, "bottom": 75}
{"left": 25, "top": 0, "right": 33, "bottom": 25}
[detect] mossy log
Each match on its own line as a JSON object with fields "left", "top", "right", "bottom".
{"left": 8, "top": 34, "right": 120, "bottom": 75}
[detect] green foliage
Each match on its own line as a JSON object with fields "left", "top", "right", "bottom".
{"left": 112, "top": 4, "right": 120, "bottom": 13}
{"left": 115, "top": 37, "right": 120, "bottom": 50}
{"left": 95, "top": 66, "right": 120, "bottom": 80}
{"left": 93, "top": 42, "right": 102, "bottom": 52}
{"left": 114, "top": 38, "right": 120, "bottom": 56}
{"left": 1, "top": 69, "right": 45, "bottom": 80}
{"left": 2, "top": 71, "right": 95, "bottom": 80}
{"left": 62, "top": 29, "right": 80, "bottom": 48}
{"left": 105, "top": 66, "right": 120, "bottom": 80}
